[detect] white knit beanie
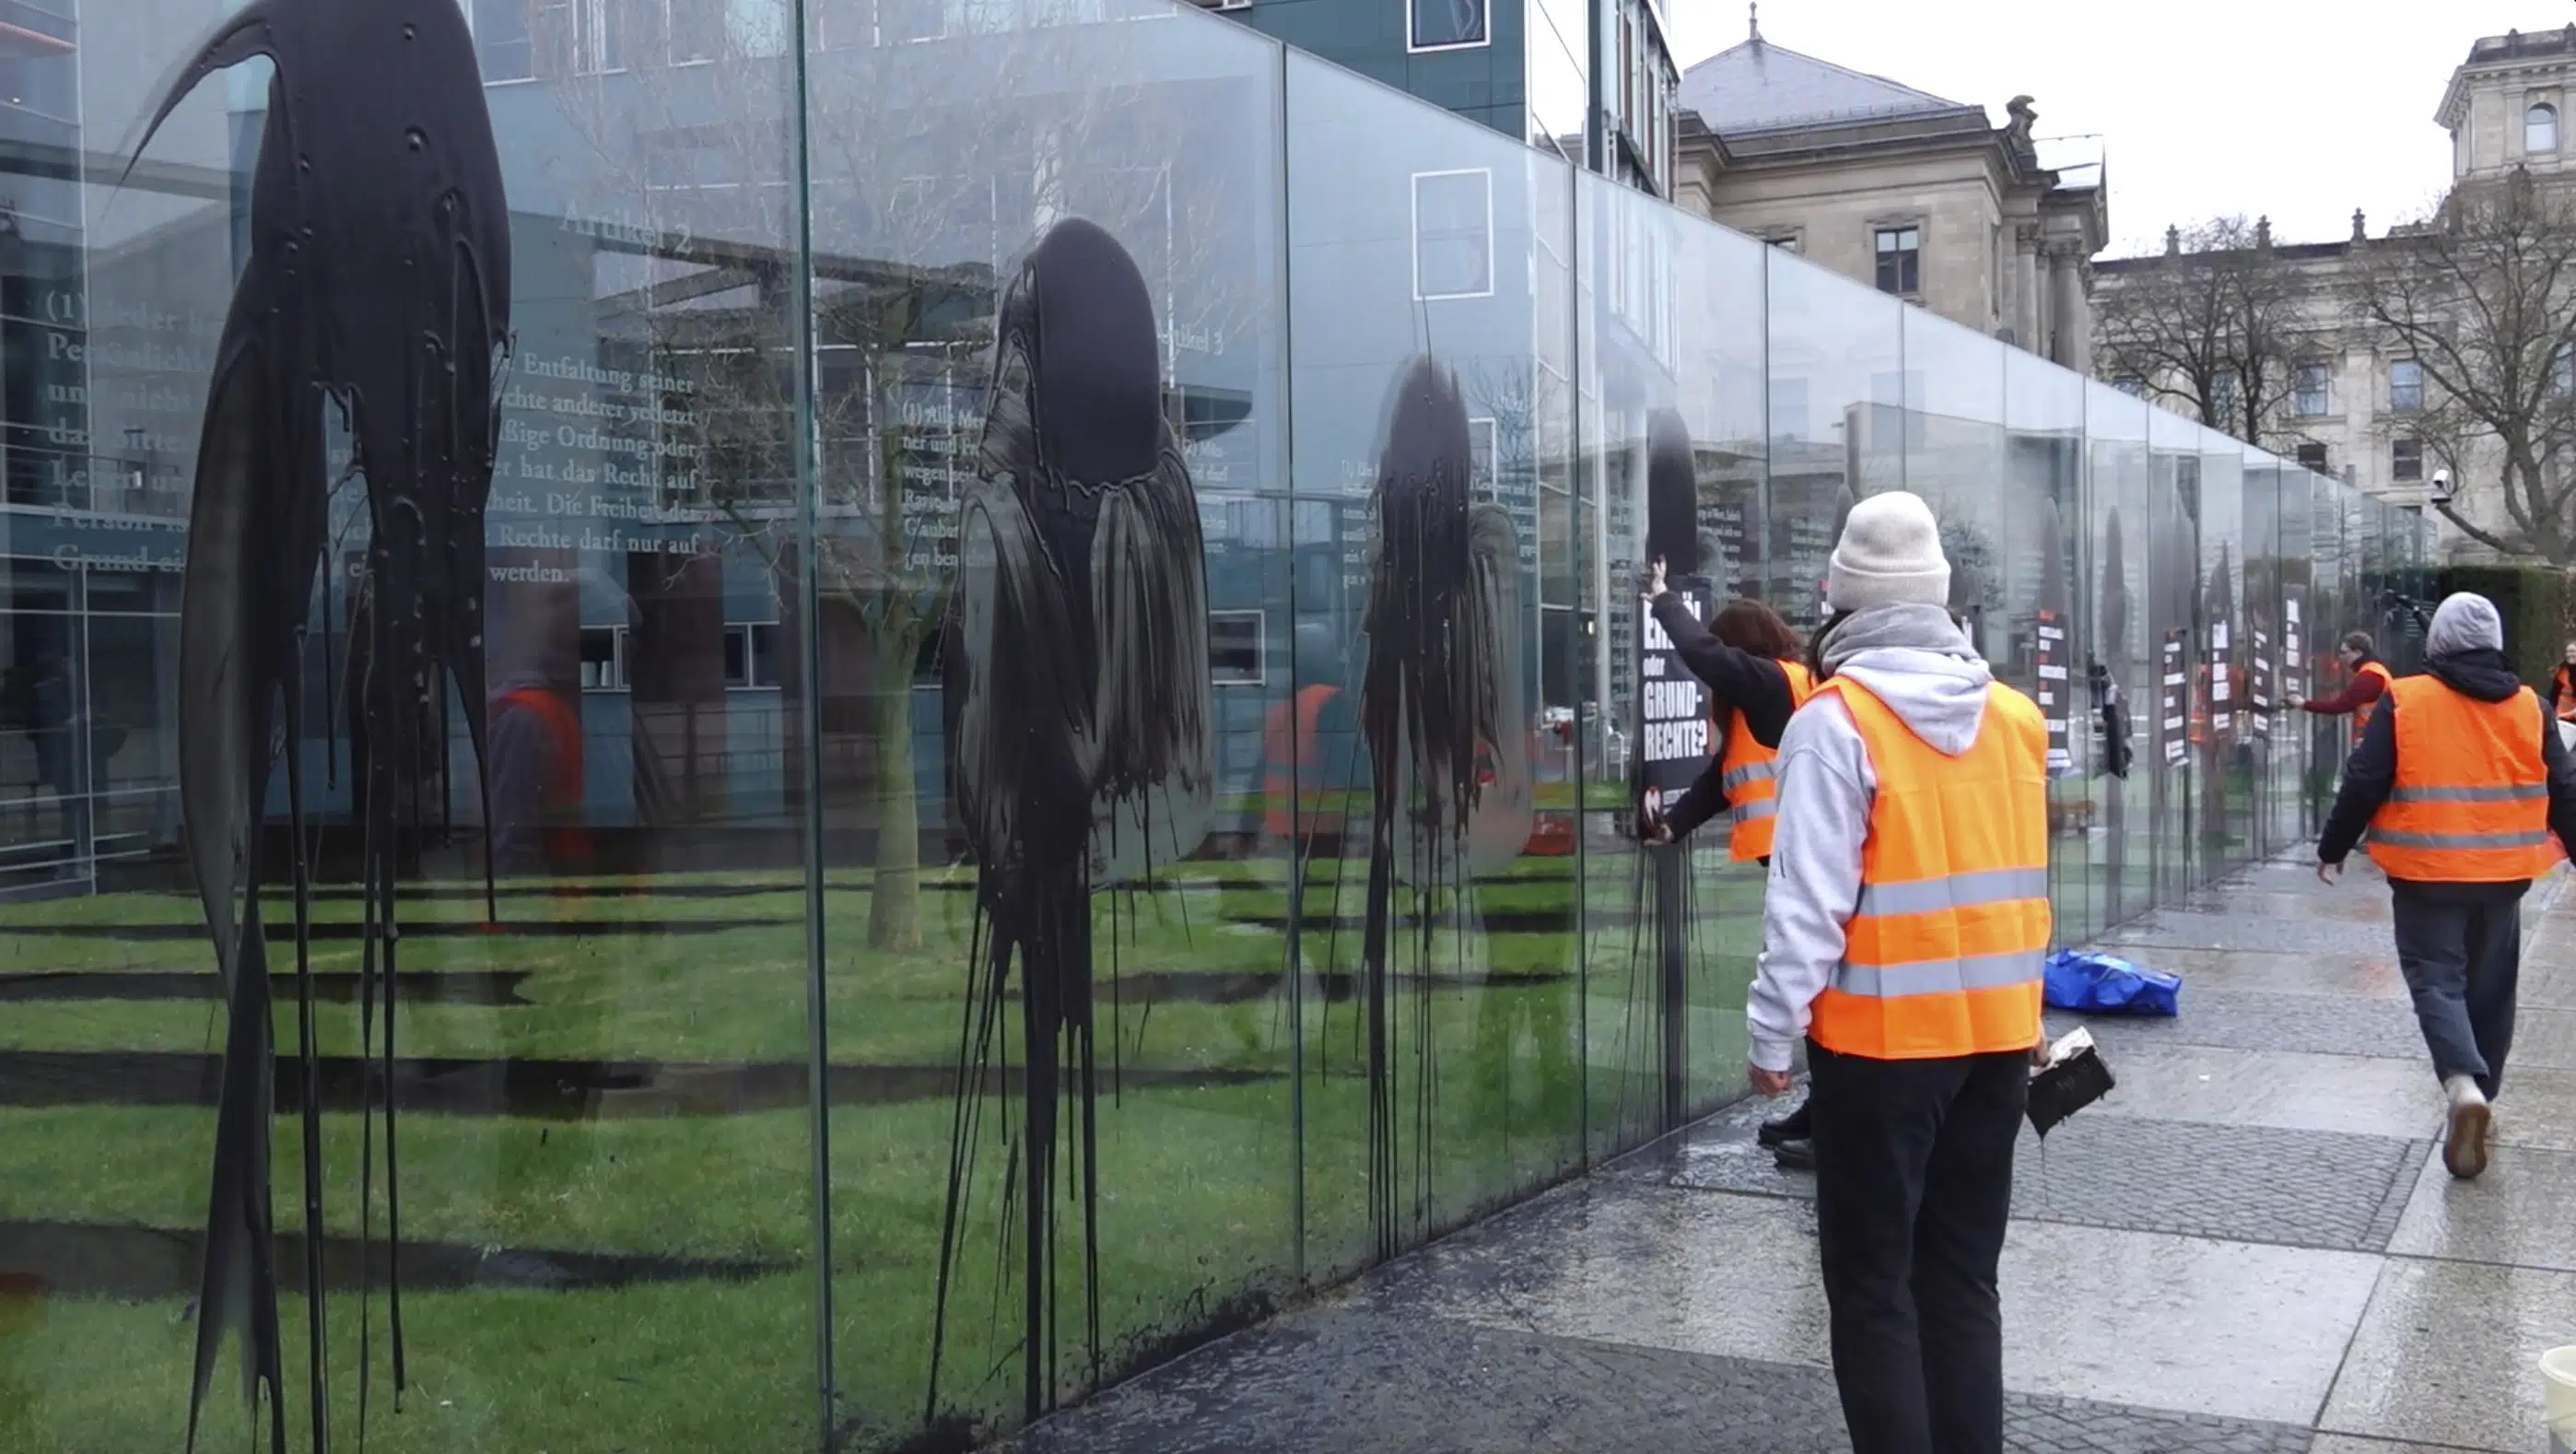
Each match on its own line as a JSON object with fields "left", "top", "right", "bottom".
{"left": 1827, "top": 491, "right": 1950, "bottom": 612}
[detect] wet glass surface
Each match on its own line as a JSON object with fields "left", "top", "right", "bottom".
{"left": 0, "top": 3, "right": 2427, "bottom": 1450}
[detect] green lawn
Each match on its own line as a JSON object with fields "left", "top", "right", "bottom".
{"left": 0, "top": 842, "right": 1767, "bottom": 1453}
{"left": 0, "top": 776, "right": 2267, "bottom": 1453}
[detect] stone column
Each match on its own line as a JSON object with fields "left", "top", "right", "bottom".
{"left": 2047, "top": 244, "right": 2090, "bottom": 373}
{"left": 2014, "top": 226, "right": 2043, "bottom": 352}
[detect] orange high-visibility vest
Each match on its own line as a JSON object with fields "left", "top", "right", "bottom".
{"left": 2554, "top": 665, "right": 2576, "bottom": 722}
{"left": 2352, "top": 660, "right": 2395, "bottom": 747}
{"left": 1806, "top": 676, "right": 2051, "bottom": 1061}
{"left": 2365, "top": 675, "right": 2556, "bottom": 882}
{"left": 1720, "top": 659, "right": 1817, "bottom": 862}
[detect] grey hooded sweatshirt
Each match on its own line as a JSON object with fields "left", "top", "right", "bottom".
{"left": 1749, "top": 603, "right": 2021, "bottom": 1073}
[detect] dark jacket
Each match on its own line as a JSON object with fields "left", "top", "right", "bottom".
{"left": 1647, "top": 592, "right": 1798, "bottom": 839}
{"left": 2316, "top": 647, "right": 2576, "bottom": 878}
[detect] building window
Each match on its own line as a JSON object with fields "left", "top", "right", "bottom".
{"left": 1467, "top": 416, "right": 1497, "bottom": 497}
{"left": 2393, "top": 438, "right": 2424, "bottom": 482}
{"left": 1762, "top": 230, "right": 1801, "bottom": 254}
{"left": 1412, "top": 170, "right": 1493, "bottom": 300}
{"left": 2113, "top": 378, "right": 2146, "bottom": 398}
{"left": 2212, "top": 369, "right": 2241, "bottom": 426}
{"left": 579, "top": 627, "right": 626, "bottom": 690}
{"left": 2292, "top": 363, "right": 2330, "bottom": 417}
{"left": 1208, "top": 611, "right": 1265, "bottom": 686}
{"left": 474, "top": 0, "right": 535, "bottom": 80}
{"left": 1410, "top": 0, "right": 1486, "bottom": 50}
{"left": 2531, "top": 101, "right": 2560, "bottom": 155}
{"left": 1874, "top": 226, "right": 1921, "bottom": 297}
{"left": 2556, "top": 342, "right": 2575, "bottom": 396}
{"left": 2296, "top": 442, "right": 2328, "bottom": 472}
{"left": 720, "top": 623, "right": 784, "bottom": 688}
{"left": 2391, "top": 358, "right": 2424, "bottom": 414}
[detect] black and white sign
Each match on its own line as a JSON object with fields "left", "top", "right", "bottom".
{"left": 2036, "top": 608, "right": 2070, "bottom": 774}
{"left": 2160, "top": 629, "right": 2188, "bottom": 767}
{"left": 1640, "top": 578, "right": 1715, "bottom": 819}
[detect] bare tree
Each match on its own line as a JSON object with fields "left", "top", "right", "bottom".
{"left": 2358, "top": 168, "right": 2576, "bottom": 561}
{"left": 2095, "top": 217, "right": 2310, "bottom": 447}
{"left": 544, "top": 7, "right": 1260, "bottom": 947}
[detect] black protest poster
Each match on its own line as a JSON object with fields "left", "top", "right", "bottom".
{"left": 2036, "top": 608, "right": 2070, "bottom": 774}
{"left": 2160, "top": 628, "right": 2188, "bottom": 767}
{"left": 1639, "top": 576, "right": 1715, "bottom": 819}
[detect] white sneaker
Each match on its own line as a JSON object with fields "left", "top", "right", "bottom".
{"left": 2443, "top": 1074, "right": 2491, "bottom": 1180}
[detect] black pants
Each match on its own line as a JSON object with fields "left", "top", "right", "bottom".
{"left": 1809, "top": 1041, "right": 2028, "bottom": 1454}
{"left": 2389, "top": 879, "right": 2525, "bottom": 1101}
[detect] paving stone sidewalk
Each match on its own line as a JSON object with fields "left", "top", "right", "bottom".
{"left": 1001, "top": 859, "right": 2576, "bottom": 1453}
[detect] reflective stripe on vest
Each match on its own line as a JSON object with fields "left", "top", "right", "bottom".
{"left": 1722, "top": 660, "right": 1816, "bottom": 862}
{"left": 1807, "top": 676, "right": 2051, "bottom": 1061}
{"left": 2365, "top": 674, "right": 2555, "bottom": 882}
{"left": 2353, "top": 661, "right": 2394, "bottom": 746}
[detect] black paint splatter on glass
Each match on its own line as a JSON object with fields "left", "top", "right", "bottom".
{"left": 1643, "top": 408, "right": 1699, "bottom": 578}
{"left": 126, "top": 5, "right": 510, "bottom": 1450}
{"left": 932, "top": 217, "right": 1214, "bottom": 1424}
{"left": 1355, "top": 357, "right": 1530, "bottom": 1259}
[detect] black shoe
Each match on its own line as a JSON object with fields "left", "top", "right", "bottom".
{"left": 1772, "top": 1137, "right": 1816, "bottom": 1173}
{"left": 1758, "top": 1102, "right": 1811, "bottom": 1148}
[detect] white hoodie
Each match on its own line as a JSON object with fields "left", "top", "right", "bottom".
{"left": 1748, "top": 603, "right": 2009, "bottom": 1073}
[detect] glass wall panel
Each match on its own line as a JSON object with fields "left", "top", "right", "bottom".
{"left": 2241, "top": 448, "right": 2297, "bottom": 855}
{"left": 1669, "top": 210, "right": 1772, "bottom": 1120}
{"left": 2146, "top": 406, "right": 2203, "bottom": 900}
{"left": 1283, "top": 53, "right": 1583, "bottom": 1284}
{"left": 1762, "top": 250, "right": 1904, "bottom": 633}
{"left": 2006, "top": 349, "right": 2090, "bottom": 942}
{"left": 1575, "top": 171, "right": 1767, "bottom": 1154}
{"left": 2084, "top": 385, "right": 2154, "bottom": 926}
{"left": 800, "top": 3, "right": 1299, "bottom": 1437}
{"left": 2196, "top": 428, "right": 2248, "bottom": 885}
{"left": 5, "top": 3, "right": 823, "bottom": 1450}
{"left": 2306, "top": 467, "right": 2358, "bottom": 815}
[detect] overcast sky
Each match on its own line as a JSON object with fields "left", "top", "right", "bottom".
{"left": 1666, "top": 0, "right": 2566, "bottom": 258}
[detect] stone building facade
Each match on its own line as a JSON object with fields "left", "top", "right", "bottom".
{"left": 1669, "top": 18, "right": 2106, "bottom": 368}
{"left": 2092, "top": 25, "right": 2576, "bottom": 558}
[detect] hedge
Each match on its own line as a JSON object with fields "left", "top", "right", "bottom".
{"left": 2434, "top": 563, "right": 2573, "bottom": 686}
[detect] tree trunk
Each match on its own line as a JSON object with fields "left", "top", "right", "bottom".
{"left": 867, "top": 646, "right": 924, "bottom": 951}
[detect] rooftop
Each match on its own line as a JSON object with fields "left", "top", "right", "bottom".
{"left": 1678, "top": 33, "right": 1977, "bottom": 138}
{"left": 2464, "top": 24, "right": 2576, "bottom": 65}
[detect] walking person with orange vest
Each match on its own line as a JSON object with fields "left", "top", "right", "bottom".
{"left": 1747, "top": 492, "right": 2049, "bottom": 1454}
{"left": 2547, "top": 641, "right": 2576, "bottom": 725}
{"left": 2316, "top": 593, "right": 2576, "bottom": 1179}
{"left": 1639, "top": 566, "right": 1821, "bottom": 1166}
{"left": 2289, "top": 631, "right": 2394, "bottom": 747}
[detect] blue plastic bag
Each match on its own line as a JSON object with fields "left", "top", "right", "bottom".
{"left": 2043, "top": 949, "right": 2182, "bottom": 1016}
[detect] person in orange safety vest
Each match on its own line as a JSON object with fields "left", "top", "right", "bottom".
{"left": 1748, "top": 491, "right": 2048, "bottom": 1454}
{"left": 2292, "top": 630, "right": 2393, "bottom": 749}
{"left": 2548, "top": 641, "right": 2576, "bottom": 724}
{"left": 2317, "top": 592, "right": 2576, "bottom": 1180}
{"left": 1638, "top": 567, "right": 1820, "bottom": 1165}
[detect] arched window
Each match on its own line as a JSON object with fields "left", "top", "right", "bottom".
{"left": 2530, "top": 102, "right": 2559, "bottom": 155}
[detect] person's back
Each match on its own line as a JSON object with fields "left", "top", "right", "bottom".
{"left": 1748, "top": 491, "right": 2047, "bottom": 1454}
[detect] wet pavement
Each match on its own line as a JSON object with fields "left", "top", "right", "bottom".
{"left": 1000, "top": 856, "right": 2576, "bottom": 1453}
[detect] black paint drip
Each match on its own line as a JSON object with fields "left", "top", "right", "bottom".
{"left": 126, "top": 5, "right": 511, "bottom": 1450}
{"left": 1356, "top": 357, "right": 1530, "bottom": 1260}
{"left": 931, "top": 217, "right": 1215, "bottom": 1425}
